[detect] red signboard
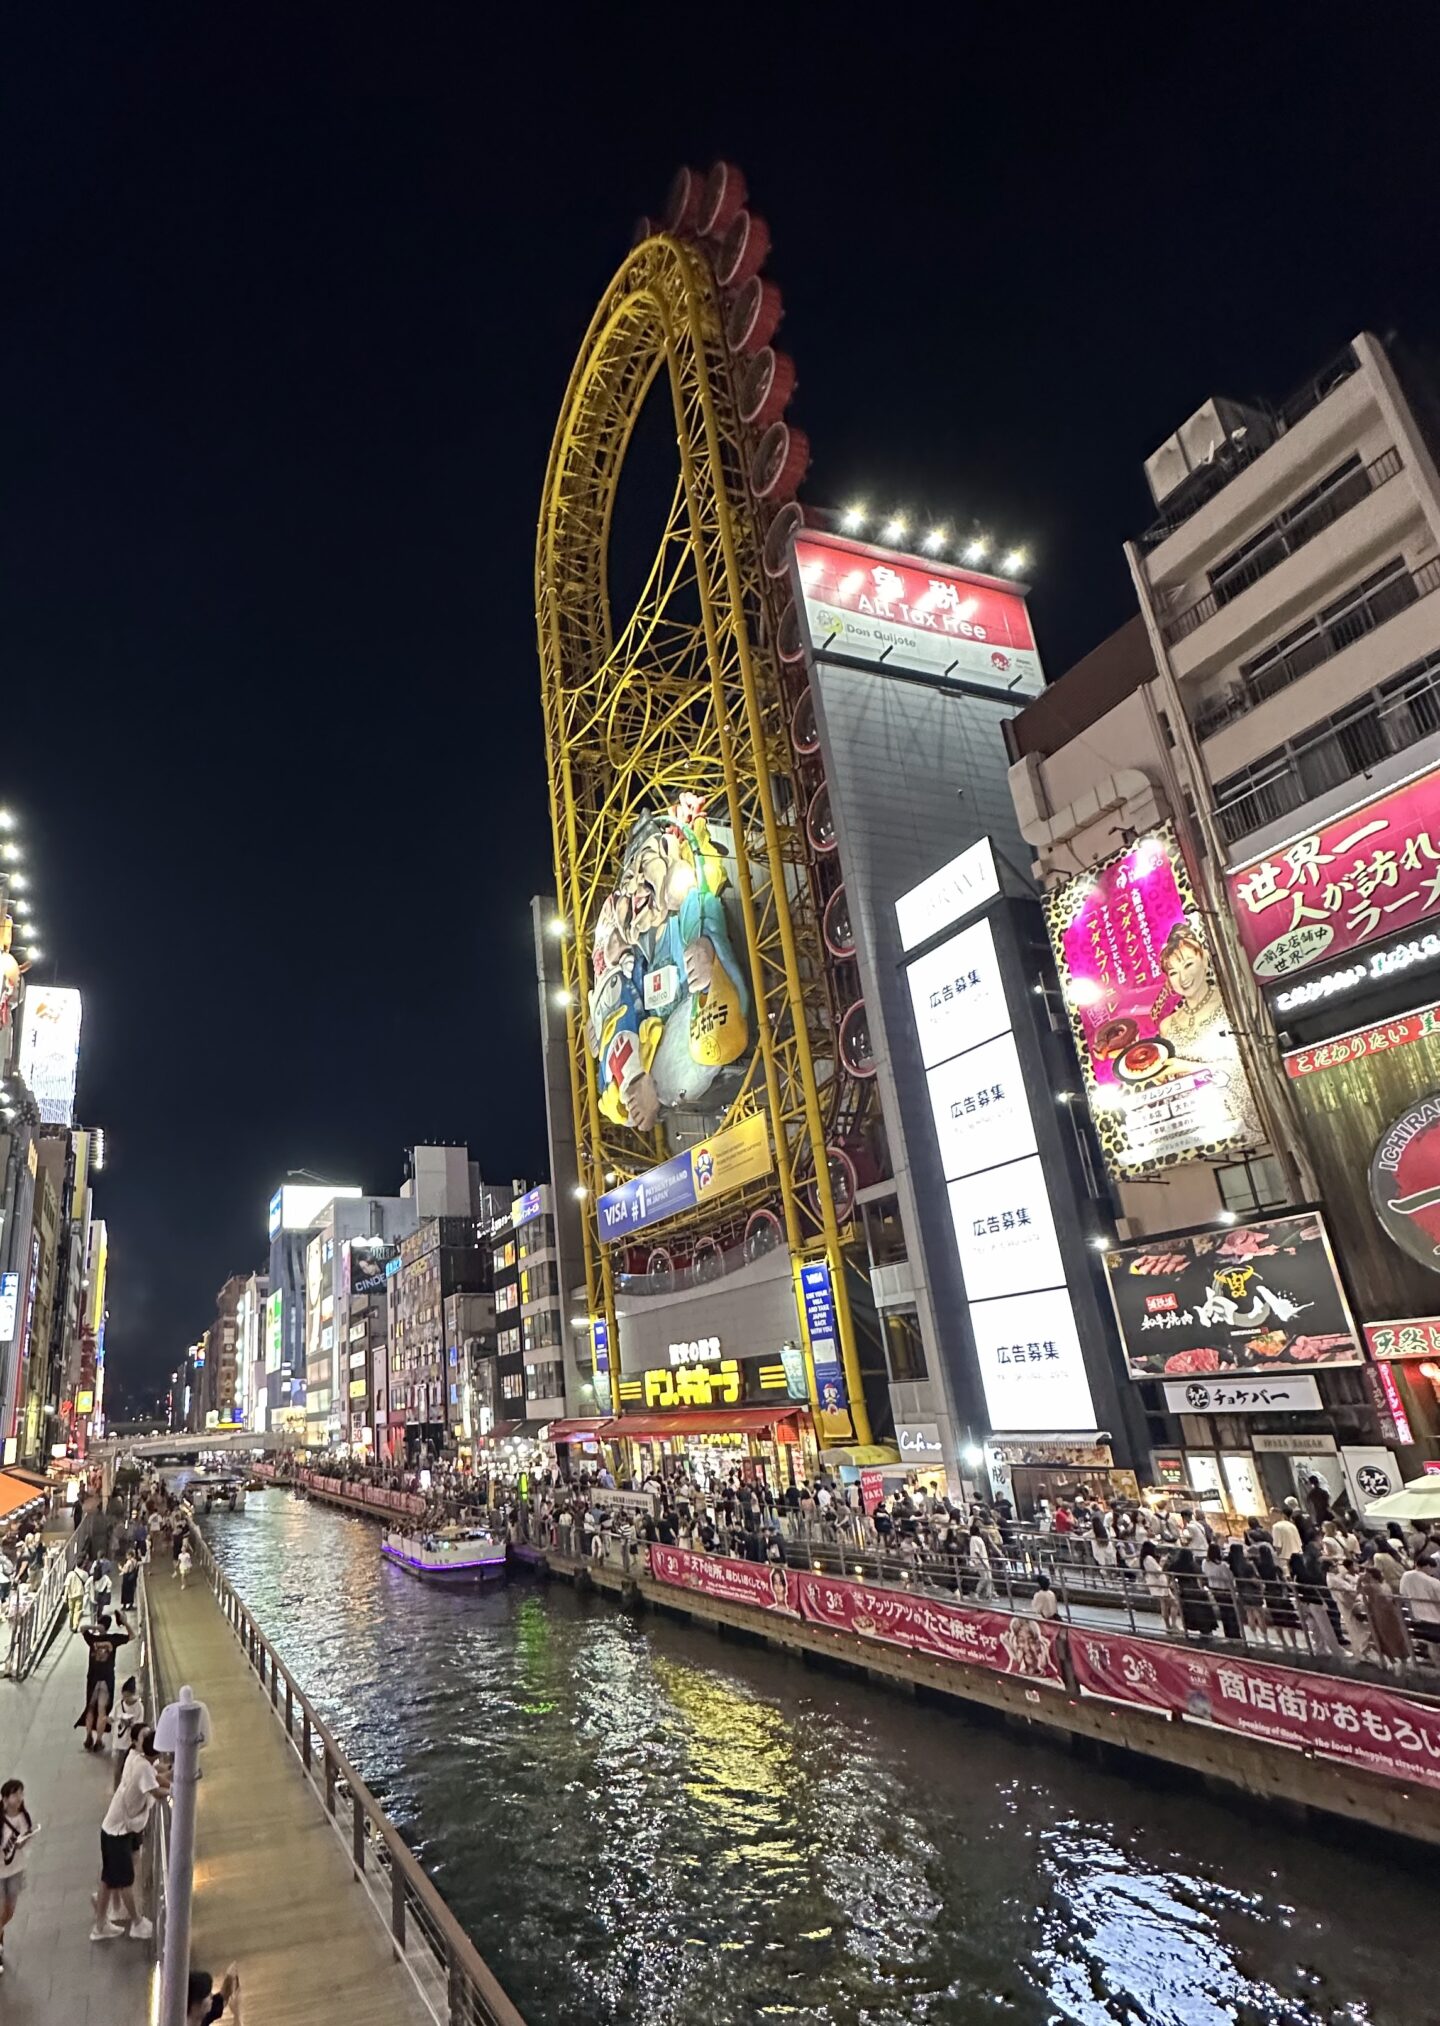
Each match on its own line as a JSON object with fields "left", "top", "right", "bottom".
{"left": 1228, "top": 764, "right": 1440, "bottom": 981}
{"left": 793, "top": 532, "right": 1043, "bottom": 691}
{"left": 1284, "top": 1005, "right": 1440, "bottom": 1079}
{"left": 1365, "top": 1317, "right": 1440, "bottom": 1361}
{"left": 648, "top": 1547, "right": 1063, "bottom": 1685}
{"left": 1069, "top": 1629, "right": 1440, "bottom": 1793}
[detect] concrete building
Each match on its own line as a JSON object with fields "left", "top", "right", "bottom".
{"left": 1008, "top": 331, "right": 1440, "bottom": 1505}
{"left": 390, "top": 1214, "right": 489, "bottom": 1458}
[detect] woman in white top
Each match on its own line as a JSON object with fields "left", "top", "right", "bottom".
{"left": 0, "top": 1779, "right": 38, "bottom": 1973}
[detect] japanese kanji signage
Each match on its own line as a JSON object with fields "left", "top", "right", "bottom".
{"left": 1369, "top": 1089, "right": 1440, "bottom": 1275}
{"left": 1227, "top": 762, "right": 1440, "bottom": 981}
{"left": 1160, "top": 1374, "right": 1322, "bottom": 1414}
{"left": 1364, "top": 1316, "right": 1440, "bottom": 1361}
{"left": 793, "top": 531, "right": 1045, "bottom": 694}
{"left": 1044, "top": 825, "right": 1259, "bottom": 1179}
{"left": 1284, "top": 1003, "right": 1440, "bottom": 1080}
{"left": 1104, "top": 1211, "right": 1362, "bottom": 1381}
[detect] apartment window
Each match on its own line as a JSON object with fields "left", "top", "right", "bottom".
{"left": 1215, "top": 1155, "right": 1289, "bottom": 1218}
{"left": 884, "top": 1311, "right": 929, "bottom": 1384}
{"left": 518, "top": 1217, "right": 555, "bottom": 1259}
{"left": 496, "top": 1282, "right": 518, "bottom": 1314}
{"left": 524, "top": 1359, "right": 565, "bottom": 1400}
{"left": 501, "top": 1372, "right": 524, "bottom": 1402}
{"left": 497, "top": 1326, "right": 522, "bottom": 1358}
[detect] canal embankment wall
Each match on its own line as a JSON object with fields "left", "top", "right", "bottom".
{"left": 282, "top": 1469, "right": 1440, "bottom": 1849}
{"left": 548, "top": 1549, "right": 1440, "bottom": 1849}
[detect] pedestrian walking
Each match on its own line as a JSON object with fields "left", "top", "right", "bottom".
{"left": 177, "top": 1541, "right": 193, "bottom": 1589}
{"left": 110, "top": 1678, "right": 145, "bottom": 1779}
{"left": 967, "top": 1523, "right": 994, "bottom": 1601}
{"left": 0, "top": 1780, "right": 38, "bottom": 1975}
{"left": 118, "top": 1552, "right": 140, "bottom": 1622}
{"left": 65, "top": 1562, "right": 87, "bottom": 1633}
{"left": 1326, "top": 1557, "right": 1375, "bottom": 1660}
{"left": 91, "top": 1725, "right": 167, "bottom": 1941}
{"left": 1292, "top": 1543, "right": 1342, "bottom": 1657}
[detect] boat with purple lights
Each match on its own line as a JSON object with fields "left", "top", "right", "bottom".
{"left": 381, "top": 1524, "right": 508, "bottom": 1583}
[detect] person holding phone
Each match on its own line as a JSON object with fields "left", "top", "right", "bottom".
{"left": 188, "top": 1965, "right": 242, "bottom": 2022}
{"left": 0, "top": 1779, "right": 38, "bottom": 1974}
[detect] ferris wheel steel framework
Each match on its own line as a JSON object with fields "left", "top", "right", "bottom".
{"left": 535, "top": 229, "right": 873, "bottom": 1446}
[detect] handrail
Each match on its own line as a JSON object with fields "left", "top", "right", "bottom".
{"left": 136, "top": 1557, "right": 169, "bottom": 1977}
{"left": 3, "top": 1522, "right": 81, "bottom": 1680}
{"left": 537, "top": 1507, "right": 1440, "bottom": 1701}
{"left": 183, "top": 1521, "right": 525, "bottom": 2026}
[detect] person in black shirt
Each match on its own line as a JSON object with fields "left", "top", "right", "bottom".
{"left": 76, "top": 1613, "right": 131, "bottom": 1752}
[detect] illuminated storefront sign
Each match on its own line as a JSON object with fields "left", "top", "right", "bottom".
{"left": 265, "top": 1289, "right": 284, "bottom": 1373}
{"left": 511, "top": 1186, "right": 544, "bottom": 1228}
{"left": 1364, "top": 1362, "right": 1415, "bottom": 1446}
{"left": 902, "top": 901, "right": 1096, "bottom": 1435}
{"left": 668, "top": 1336, "right": 721, "bottom": 1364}
{"left": 74, "top": 1387, "right": 95, "bottom": 1416}
{"left": 1104, "top": 1212, "right": 1362, "bottom": 1380}
{"left": 1369, "top": 1090, "right": 1440, "bottom": 1273}
{"left": 895, "top": 838, "right": 999, "bottom": 951}
{"left": 597, "top": 1110, "right": 772, "bottom": 1241}
{"left": 0, "top": 1271, "right": 18, "bottom": 1343}
{"left": 897, "top": 1422, "right": 944, "bottom": 1461}
{"left": 1159, "top": 1375, "right": 1322, "bottom": 1415}
{"left": 1270, "top": 928, "right": 1440, "bottom": 1015}
{"left": 1045, "top": 826, "right": 1258, "bottom": 1178}
{"left": 18, "top": 986, "right": 83, "bottom": 1126}
{"left": 644, "top": 1360, "right": 741, "bottom": 1408}
{"left": 1284, "top": 1002, "right": 1440, "bottom": 1079}
{"left": 799, "top": 1262, "right": 847, "bottom": 1416}
{"left": 1365, "top": 1316, "right": 1440, "bottom": 1361}
{"left": 1228, "top": 761, "right": 1440, "bottom": 981}
{"left": 794, "top": 532, "right": 1045, "bottom": 693}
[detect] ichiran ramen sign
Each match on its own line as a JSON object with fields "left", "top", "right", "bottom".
{"left": 1370, "top": 1089, "right": 1440, "bottom": 1273}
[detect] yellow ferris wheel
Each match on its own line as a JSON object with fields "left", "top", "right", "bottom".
{"left": 535, "top": 162, "right": 875, "bottom": 1444}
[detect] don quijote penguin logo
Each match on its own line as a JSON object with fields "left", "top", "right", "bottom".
{"left": 1369, "top": 1087, "right": 1440, "bottom": 1271}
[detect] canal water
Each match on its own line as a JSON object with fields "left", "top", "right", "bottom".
{"left": 202, "top": 1491, "right": 1424, "bottom": 2026}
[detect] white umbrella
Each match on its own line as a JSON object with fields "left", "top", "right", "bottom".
{"left": 1359, "top": 1474, "right": 1440, "bottom": 1523}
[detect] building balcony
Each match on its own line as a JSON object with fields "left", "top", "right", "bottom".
{"left": 1164, "top": 447, "right": 1404, "bottom": 651}
{"left": 1195, "top": 554, "right": 1440, "bottom": 742}
{"left": 1213, "top": 645, "right": 1440, "bottom": 848}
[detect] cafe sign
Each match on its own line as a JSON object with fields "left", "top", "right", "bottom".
{"left": 1228, "top": 761, "right": 1440, "bottom": 981}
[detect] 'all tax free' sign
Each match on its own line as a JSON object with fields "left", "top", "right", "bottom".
{"left": 1227, "top": 763, "right": 1440, "bottom": 981}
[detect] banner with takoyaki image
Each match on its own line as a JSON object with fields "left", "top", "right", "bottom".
{"left": 1103, "top": 1210, "right": 1364, "bottom": 1382}
{"left": 1042, "top": 824, "right": 1262, "bottom": 1180}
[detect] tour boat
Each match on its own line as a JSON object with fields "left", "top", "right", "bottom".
{"left": 381, "top": 1525, "right": 508, "bottom": 1583}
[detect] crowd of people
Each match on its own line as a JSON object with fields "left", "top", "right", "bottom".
{"left": 286, "top": 1449, "right": 1440, "bottom": 1677}
{"left": 2, "top": 1470, "right": 241, "bottom": 2018}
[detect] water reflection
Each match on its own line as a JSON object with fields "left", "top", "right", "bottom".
{"left": 203, "top": 1493, "right": 1421, "bottom": 2025}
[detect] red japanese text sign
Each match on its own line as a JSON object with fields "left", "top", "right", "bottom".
{"left": 1227, "top": 764, "right": 1440, "bottom": 981}
{"left": 647, "top": 1547, "right": 1064, "bottom": 1685}
{"left": 1364, "top": 1316, "right": 1440, "bottom": 1361}
{"left": 1069, "top": 1629, "right": 1440, "bottom": 1793}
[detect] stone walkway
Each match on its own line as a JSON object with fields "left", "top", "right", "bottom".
{"left": 0, "top": 1610, "right": 155, "bottom": 2022}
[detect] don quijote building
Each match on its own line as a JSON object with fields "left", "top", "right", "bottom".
{"left": 1010, "top": 330, "right": 1440, "bottom": 1518}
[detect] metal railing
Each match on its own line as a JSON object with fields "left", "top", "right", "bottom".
{"left": 1193, "top": 555, "right": 1440, "bottom": 740}
{"left": 531, "top": 1507, "right": 1440, "bottom": 1695}
{"left": 2, "top": 1524, "right": 80, "bottom": 1679}
{"left": 1162, "top": 446, "right": 1403, "bottom": 646}
{"left": 137, "top": 1558, "right": 170, "bottom": 1977}
{"left": 1214, "top": 643, "right": 1440, "bottom": 845}
{"left": 183, "top": 1523, "right": 524, "bottom": 2026}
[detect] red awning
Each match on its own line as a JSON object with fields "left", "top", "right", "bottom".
{"left": 544, "top": 1419, "right": 606, "bottom": 1441}
{"left": 596, "top": 1407, "right": 803, "bottom": 1439}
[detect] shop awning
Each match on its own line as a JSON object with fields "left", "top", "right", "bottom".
{"left": 543, "top": 1419, "right": 606, "bottom": 1442}
{"left": 596, "top": 1407, "right": 804, "bottom": 1439}
{"left": 0, "top": 1471, "right": 48, "bottom": 1522}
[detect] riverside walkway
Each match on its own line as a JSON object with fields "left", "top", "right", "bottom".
{"left": 146, "top": 1567, "right": 435, "bottom": 2026}
{"left": 0, "top": 1612, "right": 154, "bottom": 2023}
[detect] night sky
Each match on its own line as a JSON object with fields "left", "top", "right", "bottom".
{"left": 4, "top": 12, "right": 1435, "bottom": 1406}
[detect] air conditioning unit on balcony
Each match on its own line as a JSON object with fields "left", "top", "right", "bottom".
{"left": 1144, "top": 397, "right": 1275, "bottom": 509}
